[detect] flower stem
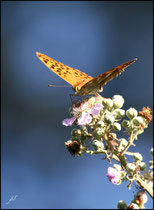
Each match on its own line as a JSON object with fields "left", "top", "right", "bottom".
{"left": 135, "top": 174, "right": 153, "bottom": 199}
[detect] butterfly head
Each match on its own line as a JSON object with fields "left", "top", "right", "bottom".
{"left": 73, "top": 85, "right": 82, "bottom": 95}
{"left": 74, "top": 83, "right": 103, "bottom": 96}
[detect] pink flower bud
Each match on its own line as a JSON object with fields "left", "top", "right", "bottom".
{"left": 106, "top": 167, "right": 121, "bottom": 185}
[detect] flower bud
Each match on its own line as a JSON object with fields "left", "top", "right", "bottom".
{"left": 138, "top": 191, "right": 148, "bottom": 203}
{"left": 150, "top": 148, "right": 153, "bottom": 156}
{"left": 97, "top": 120, "right": 105, "bottom": 127}
{"left": 113, "top": 122, "right": 121, "bottom": 131}
{"left": 113, "top": 164, "right": 121, "bottom": 171}
{"left": 93, "top": 128, "right": 103, "bottom": 139}
{"left": 126, "top": 107, "right": 138, "bottom": 119}
{"left": 122, "top": 120, "right": 130, "bottom": 129}
{"left": 133, "top": 116, "right": 144, "bottom": 126}
{"left": 88, "top": 97, "right": 96, "bottom": 105}
{"left": 92, "top": 140, "right": 104, "bottom": 150}
{"left": 114, "top": 109, "right": 125, "bottom": 118}
{"left": 126, "top": 163, "right": 136, "bottom": 172}
{"left": 149, "top": 160, "right": 153, "bottom": 169}
{"left": 134, "top": 191, "right": 148, "bottom": 208}
{"left": 139, "top": 162, "right": 147, "bottom": 171}
{"left": 104, "top": 114, "right": 115, "bottom": 124}
{"left": 106, "top": 167, "right": 121, "bottom": 185}
{"left": 120, "top": 138, "right": 128, "bottom": 147}
{"left": 102, "top": 98, "right": 113, "bottom": 109}
{"left": 64, "top": 140, "right": 81, "bottom": 156}
{"left": 117, "top": 200, "right": 127, "bottom": 209}
{"left": 133, "top": 152, "right": 143, "bottom": 162}
{"left": 112, "top": 95, "right": 124, "bottom": 109}
{"left": 82, "top": 126, "right": 87, "bottom": 132}
{"left": 71, "top": 129, "right": 82, "bottom": 137}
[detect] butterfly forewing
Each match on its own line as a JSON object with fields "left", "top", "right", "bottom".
{"left": 36, "top": 52, "right": 93, "bottom": 88}
{"left": 37, "top": 52, "right": 76, "bottom": 86}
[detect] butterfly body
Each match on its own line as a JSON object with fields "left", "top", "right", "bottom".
{"left": 36, "top": 52, "right": 137, "bottom": 96}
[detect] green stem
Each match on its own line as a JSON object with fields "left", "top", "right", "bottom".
{"left": 120, "top": 135, "right": 135, "bottom": 156}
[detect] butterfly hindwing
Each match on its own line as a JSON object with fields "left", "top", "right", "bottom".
{"left": 78, "top": 58, "right": 137, "bottom": 96}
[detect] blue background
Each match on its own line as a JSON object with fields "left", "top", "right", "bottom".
{"left": 1, "top": 1, "right": 153, "bottom": 209}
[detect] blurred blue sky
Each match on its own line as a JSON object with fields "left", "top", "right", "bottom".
{"left": 1, "top": 1, "right": 153, "bottom": 209}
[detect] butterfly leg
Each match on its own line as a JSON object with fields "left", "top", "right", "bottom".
{"left": 69, "top": 94, "right": 85, "bottom": 105}
{"left": 69, "top": 94, "right": 76, "bottom": 103}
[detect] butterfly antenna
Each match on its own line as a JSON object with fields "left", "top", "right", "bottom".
{"left": 48, "top": 84, "right": 71, "bottom": 87}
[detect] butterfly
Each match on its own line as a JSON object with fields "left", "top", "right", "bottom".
{"left": 36, "top": 52, "right": 137, "bottom": 96}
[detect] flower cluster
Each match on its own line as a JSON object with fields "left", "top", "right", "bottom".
{"left": 62, "top": 94, "right": 153, "bottom": 208}
{"left": 63, "top": 95, "right": 127, "bottom": 155}
{"left": 122, "top": 106, "right": 152, "bottom": 139}
{"left": 63, "top": 95, "right": 152, "bottom": 156}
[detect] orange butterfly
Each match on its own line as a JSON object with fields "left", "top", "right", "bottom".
{"left": 36, "top": 52, "right": 137, "bottom": 96}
